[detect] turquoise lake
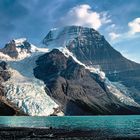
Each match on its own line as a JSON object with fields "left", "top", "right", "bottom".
{"left": 0, "top": 116, "right": 140, "bottom": 138}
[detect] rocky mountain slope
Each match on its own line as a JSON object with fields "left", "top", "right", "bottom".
{"left": 43, "top": 25, "right": 140, "bottom": 107}
{"left": 43, "top": 26, "right": 140, "bottom": 73}
{"left": 34, "top": 49, "right": 140, "bottom": 115}
{"left": 0, "top": 26, "right": 140, "bottom": 115}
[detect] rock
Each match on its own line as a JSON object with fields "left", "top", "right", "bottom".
{"left": 34, "top": 49, "right": 140, "bottom": 115}
{"left": 0, "top": 61, "right": 24, "bottom": 116}
{"left": 43, "top": 25, "right": 140, "bottom": 109}
{"left": 0, "top": 39, "right": 31, "bottom": 58}
{"left": 43, "top": 26, "right": 140, "bottom": 73}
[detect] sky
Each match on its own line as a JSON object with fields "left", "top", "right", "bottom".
{"left": 0, "top": 0, "right": 140, "bottom": 63}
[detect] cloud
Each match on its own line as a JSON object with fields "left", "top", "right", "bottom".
{"left": 100, "top": 12, "right": 112, "bottom": 24}
{"left": 109, "top": 18, "right": 140, "bottom": 42}
{"left": 128, "top": 18, "right": 140, "bottom": 35}
{"left": 109, "top": 32, "right": 121, "bottom": 40}
{"left": 106, "top": 24, "right": 116, "bottom": 30}
{"left": 59, "top": 4, "right": 111, "bottom": 30}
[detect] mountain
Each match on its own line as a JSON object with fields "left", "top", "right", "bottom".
{"left": 43, "top": 26, "right": 140, "bottom": 73}
{"left": 34, "top": 49, "right": 140, "bottom": 115}
{"left": 0, "top": 38, "right": 33, "bottom": 59}
{"left": 0, "top": 26, "right": 140, "bottom": 115}
{"left": 43, "top": 25, "right": 140, "bottom": 105}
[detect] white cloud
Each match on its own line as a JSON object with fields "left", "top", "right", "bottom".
{"left": 110, "top": 24, "right": 116, "bottom": 28}
{"left": 100, "top": 12, "right": 112, "bottom": 24}
{"left": 60, "top": 4, "right": 111, "bottom": 30}
{"left": 128, "top": 18, "right": 140, "bottom": 35}
{"left": 109, "top": 32, "right": 121, "bottom": 40}
{"left": 105, "top": 24, "right": 117, "bottom": 33}
{"left": 109, "top": 18, "right": 140, "bottom": 42}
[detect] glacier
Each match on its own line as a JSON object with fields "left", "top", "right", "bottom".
{"left": 0, "top": 39, "right": 64, "bottom": 116}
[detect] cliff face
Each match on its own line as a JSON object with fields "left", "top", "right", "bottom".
{"left": 34, "top": 49, "right": 140, "bottom": 115}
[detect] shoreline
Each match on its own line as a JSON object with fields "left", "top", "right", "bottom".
{"left": 0, "top": 127, "right": 139, "bottom": 140}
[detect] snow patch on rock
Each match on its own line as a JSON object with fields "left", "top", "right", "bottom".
{"left": 61, "top": 47, "right": 105, "bottom": 79}
{"left": 13, "top": 38, "right": 27, "bottom": 46}
{"left": 43, "top": 26, "right": 89, "bottom": 49}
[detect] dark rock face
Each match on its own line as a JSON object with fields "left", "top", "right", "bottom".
{"left": 66, "top": 35, "right": 140, "bottom": 74}
{"left": 0, "top": 39, "right": 31, "bottom": 58}
{"left": 43, "top": 26, "right": 140, "bottom": 105}
{"left": 34, "top": 49, "right": 140, "bottom": 115}
{"left": 0, "top": 61, "right": 17, "bottom": 116}
{"left": 0, "top": 61, "right": 10, "bottom": 82}
{"left": 0, "top": 102, "right": 16, "bottom": 116}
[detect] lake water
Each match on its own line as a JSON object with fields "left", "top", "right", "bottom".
{"left": 0, "top": 115, "right": 140, "bottom": 138}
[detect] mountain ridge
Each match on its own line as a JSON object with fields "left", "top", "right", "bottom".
{"left": 0, "top": 25, "right": 140, "bottom": 115}
{"left": 43, "top": 26, "right": 140, "bottom": 73}
{"left": 43, "top": 25, "right": 140, "bottom": 109}
{"left": 34, "top": 48, "right": 140, "bottom": 115}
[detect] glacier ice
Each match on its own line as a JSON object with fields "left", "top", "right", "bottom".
{"left": 1, "top": 42, "right": 63, "bottom": 116}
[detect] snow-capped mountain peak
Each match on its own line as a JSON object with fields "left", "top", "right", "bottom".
{"left": 43, "top": 25, "right": 101, "bottom": 49}
{"left": 12, "top": 38, "right": 27, "bottom": 46}
{"left": 0, "top": 38, "right": 48, "bottom": 60}
{"left": 42, "top": 26, "right": 140, "bottom": 112}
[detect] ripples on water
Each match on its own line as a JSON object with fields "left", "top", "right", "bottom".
{"left": 0, "top": 115, "right": 140, "bottom": 138}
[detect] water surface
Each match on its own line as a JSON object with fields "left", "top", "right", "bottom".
{"left": 0, "top": 116, "right": 140, "bottom": 138}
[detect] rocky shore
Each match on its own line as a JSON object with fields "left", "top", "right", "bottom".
{"left": 0, "top": 127, "right": 139, "bottom": 140}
